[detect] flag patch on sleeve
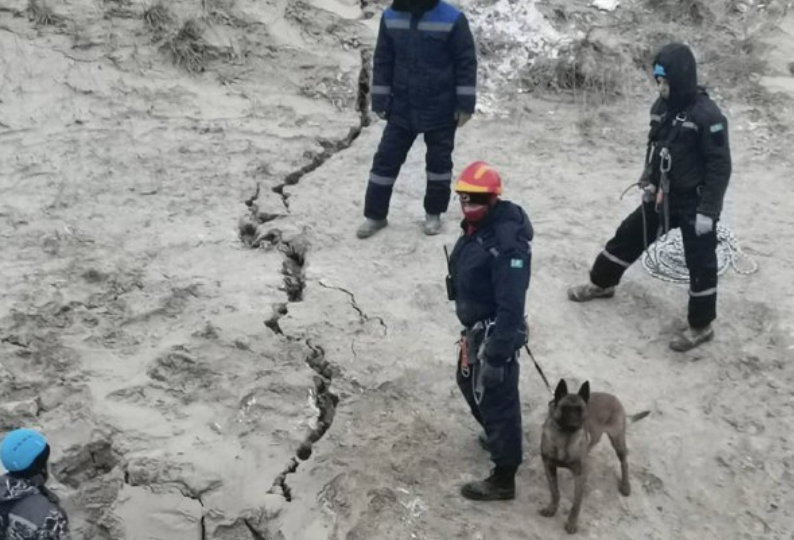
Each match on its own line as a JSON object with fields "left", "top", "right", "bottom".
{"left": 510, "top": 258, "right": 524, "bottom": 269}
{"left": 710, "top": 123, "right": 724, "bottom": 133}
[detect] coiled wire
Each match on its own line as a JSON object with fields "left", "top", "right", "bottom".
{"left": 641, "top": 223, "right": 759, "bottom": 283}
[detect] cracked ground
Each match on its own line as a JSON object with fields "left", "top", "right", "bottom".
{"left": 3, "top": 0, "right": 794, "bottom": 539}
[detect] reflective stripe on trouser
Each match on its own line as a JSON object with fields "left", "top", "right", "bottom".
{"left": 681, "top": 217, "right": 718, "bottom": 328}
{"left": 589, "top": 201, "right": 718, "bottom": 327}
{"left": 364, "top": 121, "right": 456, "bottom": 220}
{"left": 423, "top": 125, "right": 455, "bottom": 215}
{"left": 590, "top": 202, "right": 660, "bottom": 289}
{"left": 456, "top": 350, "right": 523, "bottom": 468}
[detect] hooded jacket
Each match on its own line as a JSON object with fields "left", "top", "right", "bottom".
{"left": 0, "top": 474, "right": 70, "bottom": 540}
{"left": 449, "top": 200, "right": 533, "bottom": 363}
{"left": 371, "top": 0, "right": 477, "bottom": 132}
{"left": 647, "top": 43, "right": 732, "bottom": 218}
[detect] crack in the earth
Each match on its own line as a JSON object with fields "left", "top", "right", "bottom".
{"left": 267, "top": 342, "right": 339, "bottom": 502}
{"left": 279, "top": 237, "right": 307, "bottom": 302}
{"left": 240, "top": 226, "right": 309, "bottom": 303}
{"left": 318, "top": 281, "right": 388, "bottom": 335}
{"left": 122, "top": 464, "right": 208, "bottom": 538}
{"left": 269, "top": 457, "right": 298, "bottom": 502}
{"left": 180, "top": 486, "right": 207, "bottom": 540}
{"left": 264, "top": 303, "right": 287, "bottom": 335}
{"left": 244, "top": 44, "right": 370, "bottom": 507}
{"left": 271, "top": 49, "right": 372, "bottom": 210}
{"left": 244, "top": 519, "right": 269, "bottom": 540}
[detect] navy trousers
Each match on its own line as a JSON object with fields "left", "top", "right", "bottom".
{"left": 364, "top": 121, "right": 456, "bottom": 220}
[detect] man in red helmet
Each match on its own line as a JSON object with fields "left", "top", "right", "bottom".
{"left": 446, "top": 161, "right": 533, "bottom": 500}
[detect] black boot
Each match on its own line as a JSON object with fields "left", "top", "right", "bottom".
{"left": 460, "top": 466, "right": 516, "bottom": 501}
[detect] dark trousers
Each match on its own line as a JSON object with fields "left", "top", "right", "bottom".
{"left": 364, "top": 121, "right": 456, "bottom": 220}
{"left": 590, "top": 200, "right": 719, "bottom": 328}
{"left": 456, "top": 352, "right": 523, "bottom": 468}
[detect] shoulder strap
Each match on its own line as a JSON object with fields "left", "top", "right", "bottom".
{"left": 475, "top": 234, "right": 500, "bottom": 258}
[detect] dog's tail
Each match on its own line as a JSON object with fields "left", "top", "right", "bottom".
{"left": 629, "top": 410, "right": 650, "bottom": 423}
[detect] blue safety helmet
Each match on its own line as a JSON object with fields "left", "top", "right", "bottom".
{"left": 1, "top": 428, "right": 48, "bottom": 473}
{"left": 653, "top": 63, "right": 666, "bottom": 78}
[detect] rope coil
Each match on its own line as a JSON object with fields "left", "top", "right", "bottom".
{"left": 641, "top": 223, "right": 759, "bottom": 283}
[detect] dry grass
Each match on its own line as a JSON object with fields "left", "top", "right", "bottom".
{"left": 642, "top": 0, "right": 773, "bottom": 93}
{"left": 162, "top": 19, "right": 207, "bottom": 74}
{"left": 143, "top": 2, "right": 174, "bottom": 36}
{"left": 644, "top": 0, "right": 716, "bottom": 25}
{"left": 519, "top": 31, "right": 642, "bottom": 105}
{"left": 520, "top": 0, "right": 780, "bottom": 109}
{"left": 27, "top": 0, "right": 64, "bottom": 27}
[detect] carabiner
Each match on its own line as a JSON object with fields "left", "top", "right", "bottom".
{"left": 659, "top": 147, "right": 672, "bottom": 174}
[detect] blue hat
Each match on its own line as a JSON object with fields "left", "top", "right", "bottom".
{"left": 1, "top": 429, "right": 48, "bottom": 472}
{"left": 653, "top": 63, "right": 666, "bottom": 78}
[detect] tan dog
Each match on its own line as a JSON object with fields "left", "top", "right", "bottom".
{"left": 539, "top": 379, "right": 649, "bottom": 534}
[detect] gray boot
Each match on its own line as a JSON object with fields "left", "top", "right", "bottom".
{"left": 567, "top": 282, "right": 615, "bottom": 302}
{"left": 356, "top": 218, "right": 387, "bottom": 239}
{"left": 669, "top": 324, "right": 714, "bottom": 352}
{"left": 423, "top": 214, "right": 442, "bottom": 236}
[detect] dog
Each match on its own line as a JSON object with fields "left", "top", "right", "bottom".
{"left": 539, "top": 378, "right": 649, "bottom": 534}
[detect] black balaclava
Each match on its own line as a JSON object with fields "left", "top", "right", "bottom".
{"left": 653, "top": 43, "right": 699, "bottom": 112}
{"left": 391, "top": 0, "right": 440, "bottom": 14}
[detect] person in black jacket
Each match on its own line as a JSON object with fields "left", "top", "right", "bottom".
{"left": 447, "top": 161, "right": 532, "bottom": 500}
{"left": 1, "top": 429, "right": 70, "bottom": 540}
{"left": 568, "top": 42, "right": 732, "bottom": 352}
{"left": 357, "top": 0, "right": 477, "bottom": 239}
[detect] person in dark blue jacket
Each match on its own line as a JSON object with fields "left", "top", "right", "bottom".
{"left": 357, "top": 0, "right": 478, "bottom": 239}
{"left": 447, "top": 161, "right": 533, "bottom": 500}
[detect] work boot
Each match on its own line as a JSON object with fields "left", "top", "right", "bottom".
{"left": 669, "top": 324, "right": 714, "bottom": 352}
{"left": 460, "top": 466, "right": 516, "bottom": 501}
{"left": 567, "top": 282, "right": 615, "bottom": 302}
{"left": 356, "top": 218, "right": 387, "bottom": 239}
{"left": 423, "top": 214, "right": 442, "bottom": 236}
{"left": 477, "top": 432, "right": 490, "bottom": 452}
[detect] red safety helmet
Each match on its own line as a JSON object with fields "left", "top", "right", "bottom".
{"left": 453, "top": 161, "right": 502, "bottom": 196}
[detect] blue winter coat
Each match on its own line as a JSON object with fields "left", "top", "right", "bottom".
{"left": 371, "top": 1, "right": 477, "bottom": 132}
{"left": 449, "top": 201, "right": 533, "bottom": 364}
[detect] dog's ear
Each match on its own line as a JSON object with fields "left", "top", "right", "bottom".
{"left": 578, "top": 381, "right": 590, "bottom": 403}
{"left": 554, "top": 379, "right": 568, "bottom": 403}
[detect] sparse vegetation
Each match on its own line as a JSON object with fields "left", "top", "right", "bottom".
{"left": 103, "top": 0, "right": 136, "bottom": 19}
{"left": 517, "top": 0, "right": 781, "bottom": 108}
{"left": 143, "top": 2, "right": 174, "bottom": 37}
{"left": 27, "top": 0, "right": 64, "bottom": 27}
{"left": 645, "top": 0, "right": 714, "bottom": 25}
{"left": 163, "top": 19, "right": 208, "bottom": 74}
{"left": 518, "top": 31, "right": 642, "bottom": 104}
{"left": 641, "top": 0, "right": 775, "bottom": 96}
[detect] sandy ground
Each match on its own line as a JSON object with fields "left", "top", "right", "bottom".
{"left": 2, "top": 0, "right": 794, "bottom": 539}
